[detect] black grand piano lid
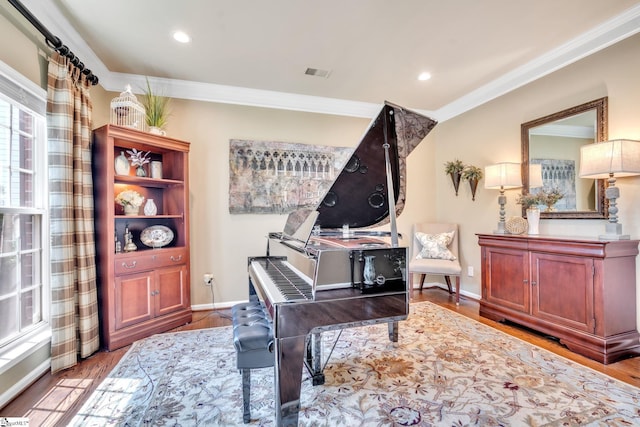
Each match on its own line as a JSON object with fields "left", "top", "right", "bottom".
{"left": 316, "top": 102, "right": 436, "bottom": 229}
{"left": 282, "top": 102, "right": 437, "bottom": 239}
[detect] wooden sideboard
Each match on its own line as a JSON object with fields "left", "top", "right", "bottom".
{"left": 477, "top": 233, "right": 640, "bottom": 364}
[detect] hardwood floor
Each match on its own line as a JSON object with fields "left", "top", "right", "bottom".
{"left": 2, "top": 288, "right": 640, "bottom": 426}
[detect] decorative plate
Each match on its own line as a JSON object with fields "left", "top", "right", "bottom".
{"left": 505, "top": 217, "right": 528, "bottom": 235}
{"left": 140, "top": 225, "right": 174, "bottom": 248}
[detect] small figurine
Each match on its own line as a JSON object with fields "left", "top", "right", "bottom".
{"left": 123, "top": 224, "right": 137, "bottom": 252}
{"left": 115, "top": 232, "right": 122, "bottom": 253}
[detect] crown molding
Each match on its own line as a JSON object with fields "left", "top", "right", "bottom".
{"left": 23, "top": 1, "right": 640, "bottom": 122}
{"left": 105, "top": 72, "right": 386, "bottom": 119}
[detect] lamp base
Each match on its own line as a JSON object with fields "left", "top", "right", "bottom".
{"left": 599, "top": 234, "right": 630, "bottom": 240}
{"left": 493, "top": 191, "right": 508, "bottom": 235}
{"left": 493, "top": 222, "right": 507, "bottom": 235}
{"left": 598, "top": 222, "right": 630, "bottom": 240}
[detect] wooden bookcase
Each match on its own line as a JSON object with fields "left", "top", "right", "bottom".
{"left": 93, "top": 124, "right": 191, "bottom": 351}
{"left": 478, "top": 233, "right": 640, "bottom": 364}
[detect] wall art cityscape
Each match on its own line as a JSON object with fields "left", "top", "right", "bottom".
{"left": 229, "top": 139, "right": 353, "bottom": 214}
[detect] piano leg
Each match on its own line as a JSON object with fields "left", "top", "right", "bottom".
{"left": 274, "top": 335, "right": 306, "bottom": 426}
{"left": 304, "top": 333, "right": 325, "bottom": 386}
{"left": 388, "top": 321, "right": 399, "bottom": 342}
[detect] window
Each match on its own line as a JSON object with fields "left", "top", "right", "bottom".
{"left": 0, "top": 61, "right": 48, "bottom": 352}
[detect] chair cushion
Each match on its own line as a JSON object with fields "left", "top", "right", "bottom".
{"left": 409, "top": 257, "right": 462, "bottom": 275}
{"left": 415, "top": 231, "right": 456, "bottom": 260}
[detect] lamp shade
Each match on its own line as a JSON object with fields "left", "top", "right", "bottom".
{"left": 484, "top": 162, "right": 522, "bottom": 189}
{"left": 579, "top": 139, "right": 640, "bottom": 179}
{"left": 529, "top": 163, "right": 543, "bottom": 188}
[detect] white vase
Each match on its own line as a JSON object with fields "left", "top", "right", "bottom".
{"left": 114, "top": 151, "right": 130, "bottom": 175}
{"left": 363, "top": 255, "right": 376, "bottom": 285}
{"left": 527, "top": 207, "right": 540, "bottom": 235}
{"left": 144, "top": 199, "right": 157, "bottom": 216}
{"left": 150, "top": 161, "right": 163, "bottom": 179}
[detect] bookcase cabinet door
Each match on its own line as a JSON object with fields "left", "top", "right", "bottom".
{"left": 156, "top": 264, "right": 189, "bottom": 317}
{"left": 114, "top": 272, "right": 154, "bottom": 329}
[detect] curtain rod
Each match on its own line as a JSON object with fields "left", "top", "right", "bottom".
{"left": 9, "top": 0, "right": 99, "bottom": 85}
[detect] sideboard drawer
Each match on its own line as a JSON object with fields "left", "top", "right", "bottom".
{"left": 115, "top": 247, "right": 187, "bottom": 275}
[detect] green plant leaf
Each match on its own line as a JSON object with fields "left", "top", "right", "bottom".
{"left": 141, "top": 77, "right": 171, "bottom": 128}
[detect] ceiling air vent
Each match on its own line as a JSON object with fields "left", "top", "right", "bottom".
{"left": 305, "top": 68, "right": 331, "bottom": 78}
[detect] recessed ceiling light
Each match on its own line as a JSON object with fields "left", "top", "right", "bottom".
{"left": 418, "top": 72, "right": 432, "bottom": 81}
{"left": 173, "top": 31, "right": 191, "bottom": 43}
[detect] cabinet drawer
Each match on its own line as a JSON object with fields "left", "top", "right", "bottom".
{"left": 115, "top": 248, "right": 187, "bottom": 274}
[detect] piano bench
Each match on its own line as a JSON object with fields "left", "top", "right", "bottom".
{"left": 232, "top": 301, "right": 274, "bottom": 423}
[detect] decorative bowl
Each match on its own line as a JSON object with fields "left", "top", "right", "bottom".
{"left": 140, "top": 225, "right": 174, "bottom": 248}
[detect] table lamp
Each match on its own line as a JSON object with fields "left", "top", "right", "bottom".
{"left": 485, "top": 162, "right": 522, "bottom": 234}
{"left": 579, "top": 139, "right": 640, "bottom": 240}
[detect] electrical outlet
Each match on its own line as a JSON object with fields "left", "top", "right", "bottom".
{"left": 467, "top": 266, "right": 474, "bottom": 277}
{"left": 203, "top": 273, "right": 213, "bottom": 286}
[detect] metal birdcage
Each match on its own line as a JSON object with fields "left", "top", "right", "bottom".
{"left": 110, "top": 85, "right": 146, "bottom": 130}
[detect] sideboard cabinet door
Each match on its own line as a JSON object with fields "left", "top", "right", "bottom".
{"left": 532, "top": 252, "right": 595, "bottom": 333}
{"left": 482, "top": 246, "right": 528, "bottom": 314}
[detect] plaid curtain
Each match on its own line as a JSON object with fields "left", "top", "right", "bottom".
{"left": 47, "top": 52, "right": 100, "bottom": 373}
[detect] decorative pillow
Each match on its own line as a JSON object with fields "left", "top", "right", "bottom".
{"left": 415, "top": 231, "right": 457, "bottom": 261}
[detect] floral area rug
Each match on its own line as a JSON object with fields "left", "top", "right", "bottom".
{"left": 71, "top": 301, "right": 640, "bottom": 426}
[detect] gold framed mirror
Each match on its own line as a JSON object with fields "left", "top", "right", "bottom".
{"left": 521, "top": 97, "right": 608, "bottom": 219}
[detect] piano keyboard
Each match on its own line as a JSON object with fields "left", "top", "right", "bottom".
{"left": 250, "top": 258, "right": 313, "bottom": 303}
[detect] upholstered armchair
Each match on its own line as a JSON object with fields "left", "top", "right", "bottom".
{"left": 409, "top": 222, "right": 462, "bottom": 304}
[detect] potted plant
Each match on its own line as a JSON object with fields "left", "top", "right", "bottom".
{"left": 141, "top": 77, "right": 170, "bottom": 135}
{"left": 461, "top": 165, "right": 483, "bottom": 201}
{"left": 538, "top": 188, "right": 564, "bottom": 212}
{"left": 115, "top": 190, "right": 145, "bottom": 216}
{"left": 516, "top": 192, "right": 541, "bottom": 209}
{"left": 516, "top": 192, "right": 542, "bottom": 234}
{"left": 126, "top": 148, "right": 151, "bottom": 177}
{"left": 444, "top": 159, "right": 465, "bottom": 196}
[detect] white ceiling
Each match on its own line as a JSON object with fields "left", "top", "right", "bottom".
{"left": 18, "top": 0, "right": 640, "bottom": 121}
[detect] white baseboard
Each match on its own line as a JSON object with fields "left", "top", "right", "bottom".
{"left": 191, "top": 299, "right": 246, "bottom": 311}
{"left": 413, "top": 282, "right": 480, "bottom": 301}
{"left": 0, "top": 358, "right": 50, "bottom": 409}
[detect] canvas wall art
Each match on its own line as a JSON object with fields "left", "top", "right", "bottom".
{"left": 229, "top": 139, "right": 353, "bottom": 214}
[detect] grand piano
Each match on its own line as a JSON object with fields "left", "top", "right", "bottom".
{"left": 247, "top": 102, "right": 437, "bottom": 426}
